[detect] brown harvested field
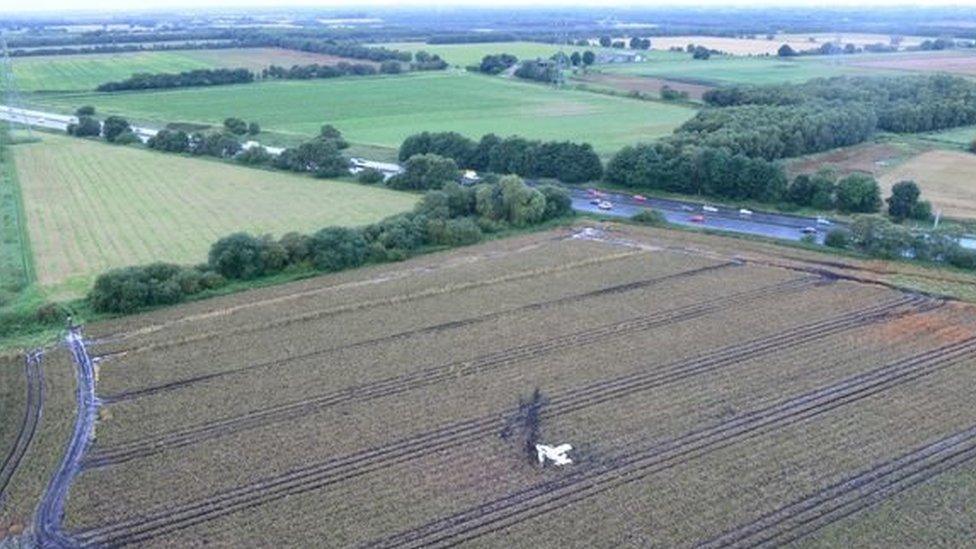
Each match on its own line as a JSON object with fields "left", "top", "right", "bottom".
{"left": 182, "top": 47, "right": 381, "bottom": 71}
{"left": 880, "top": 149, "right": 976, "bottom": 220}
{"left": 846, "top": 50, "right": 976, "bottom": 76}
{"left": 42, "top": 223, "right": 976, "bottom": 547}
{"left": 573, "top": 73, "right": 712, "bottom": 100}
{"left": 649, "top": 36, "right": 813, "bottom": 56}
{"left": 785, "top": 141, "right": 929, "bottom": 179}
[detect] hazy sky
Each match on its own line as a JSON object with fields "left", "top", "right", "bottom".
{"left": 6, "top": 0, "right": 976, "bottom": 14}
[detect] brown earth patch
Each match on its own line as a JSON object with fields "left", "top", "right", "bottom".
{"left": 785, "top": 143, "right": 920, "bottom": 179}
{"left": 575, "top": 73, "right": 712, "bottom": 100}
{"left": 848, "top": 52, "right": 976, "bottom": 76}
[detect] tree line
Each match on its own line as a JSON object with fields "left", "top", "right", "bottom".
{"left": 88, "top": 176, "right": 573, "bottom": 313}
{"left": 96, "top": 67, "right": 254, "bottom": 91}
{"left": 261, "top": 61, "right": 388, "bottom": 80}
{"left": 398, "top": 131, "right": 603, "bottom": 184}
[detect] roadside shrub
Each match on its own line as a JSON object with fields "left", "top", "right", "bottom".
{"left": 948, "top": 247, "right": 976, "bottom": 270}
{"left": 631, "top": 208, "right": 668, "bottom": 226}
{"left": 427, "top": 217, "right": 483, "bottom": 246}
{"left": 34, "top": 302, "right": 69, "bottom": 324}
{"left": 208, "top": 233, "right": 278, "bottom": 280}
{"left": 970, "top": 138, "right": 976, "bottom": 154}
{"left": 836, "top": 174, "right": 882, "bottom": 213}
{"left": 89, "top": 263, "right": 188, "bottom": 313}
{"left": 357, "top": 168, "right": 385, "bottom": 184}
{"left": 387, "top": 154, "right": 459, "bottom": 191}
{"left": 112, "top": 130, "right": 140, "bottom": 145}
{"left": 237, "top": 146, "right": 272, "bottom": 165}
{"left": 75, "top": 105, "right": 95, "bottom": 116}
{"left": 309, "top": 227, "right": 368, "bottom": 272}
{"left": 538, "top": 185, "right": 573, "bottom": 220}
{"left": 279, "top": 232, "right": 313, "bottom": 265}
{"left": 67, "top": 115, "right": 100, "bottom": 137}
{"left": 824, "top": 228, "right": 851, "bottom": 249}
{"left": 102, "top": 115, "right": 132, "bottom": 142}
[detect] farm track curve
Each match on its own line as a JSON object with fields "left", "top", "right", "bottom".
{"left": 364, "top": 328, "right": 976, "bottom": 549}
{"left": 83, "top": 274, "right": 815, "bottom": 468}
{"left": 0, "top": 351, "right": 44, "bottom": 503}
{"left": 99, "top": 262, "right": 740, "bottom": 404}
{"left": 71, "top": 295, "right": 938, "bottom": 546}
{"left": 699, "top": 423, "right": 976, "bottom": 548}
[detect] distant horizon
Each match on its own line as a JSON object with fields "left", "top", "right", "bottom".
{"left": 4, "top": 1, "right": 976, "bottom": 16}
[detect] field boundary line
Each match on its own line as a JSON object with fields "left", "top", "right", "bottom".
{"left": 71, "top": 296, "right": 939, "bottom": 545}
{"left": 99, "top": 261, "right": 742, "bottom": 403}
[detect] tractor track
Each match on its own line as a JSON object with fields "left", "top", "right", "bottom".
{"left": 71, "top": 295, "right": 936, "bottom": 547}
{"left": 699, "top": 423, "right": 976, "bottom": 548}
{"left": 0, "top": 350, "right": 44, "bottom": 503}
{"left": 83, "top": 274, "right": 816, "bottom": 469}
{"left": 364, "top": 331, "right": 976, "bottom": 549}
{"left": 97, "top": 249, "right": 647, "bottom": 356}
{"left": 99, "top": 262, "right": 741, "bottom": 404}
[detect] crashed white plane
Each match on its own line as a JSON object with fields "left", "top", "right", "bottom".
{"left": 536, "top": 444, "right": 573, "bottom": 466}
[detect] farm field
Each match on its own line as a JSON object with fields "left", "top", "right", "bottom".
{"left": 29, "top": 223, "right": 976, "bottom": 547}
{"left": 12, "top": 47, "right": 373, "bottom": 92}
{"left": 374, "top": 41, "right": 611, "bottom": 67}
{"left": 841, "top": 49, "right": 976, "bottom": 77}
{"left": 10, "top": 133, "right": 417, "bottom": 298}
{"left": 880, "top": 150, "right": 976, "bottom": 221}
{"left": 918, "top": 124, "right": 976, "bottom": 146}
{"left": 33, "top": 71, "right": 696, "bottom": 155}
{"left": 784, "top": 140, "right": 930, "bottom": 179}
{"left": 647, "top": 35, "right": 813, "bottom": 56}
{"left": 572, "top": 72, "right": 712, "bottom": 101}
{"left": 595, "top": 54, "right": 883, "bottom": 86}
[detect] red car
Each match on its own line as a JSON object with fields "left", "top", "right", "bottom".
{"left": 689, "top": 214, "right": 706, "bottom": 223}
{"left": 633, "top": 195, "right": 647, "bottom": 202}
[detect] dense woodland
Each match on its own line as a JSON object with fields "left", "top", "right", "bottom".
{"left": 399, "top": 131, "right": 603, "bottom": 184}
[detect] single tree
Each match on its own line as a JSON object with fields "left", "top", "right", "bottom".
{"left": 570, "top": 51, "right": 581, "bottom": 66}
{"left": 598, "top": 36, "right": 612, "bottom": 48}
{"left": 101, "top": 116, "right": 131, "bottom": 142}
{"left": 836, "top": 173, "right": 882, "bottom": 213}
{"left": 778, "top": 44, "right": 798, "bottom": 57}
{"left": 247, "top": 121, "right": 261, "bottom": 136}
{"left": 582, "top": 50, "right": 596, "bottom": 66}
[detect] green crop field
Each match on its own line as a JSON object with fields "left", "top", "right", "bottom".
{"left": 11, "top": 133, "right": 418, "bottom": 298}
{"left": 12, "top": 51, "right": 216, "bottom": 93}
{"left": 377, "top": 41, "right": 620, "bottom": 67}
{"left": 13, "top": 48, "right": 379, "bottom": 93}
{"left": 36, "top": 71, "right": 696, "bottom": 155}
{"left": 597, "top": 53, "right": 892, "bottom": 86}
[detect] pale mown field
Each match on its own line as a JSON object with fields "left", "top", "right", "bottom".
{"left": 880, "top": 149, "right": 976, "bottom": 220}
{"left": 12, "top": 134, "right": 417, "bottom": 298}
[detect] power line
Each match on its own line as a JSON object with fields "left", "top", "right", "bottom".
{"left": 0, "top": 31, "right": 33, "bottom": 139}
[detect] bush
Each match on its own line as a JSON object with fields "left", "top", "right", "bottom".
{"left": 34, "top": 302, "right": 69, "bottom": 324}
{"left": 248, "top": 121, "right": 261, "bottom": 136}
{"left": 387, "top": 154, "right": 459, "bottom": 191}
{"left": 824, "top": 228, "right": 851, "bottom": 248}
{"left": 538, "top": 185, "right": 573, "bottom": 220}
{"left": 224, "top": 117, "right": 248, "bottom": 135}
{"left": 237, "top": 146, "right": 272, "bottom": 165}
{"left": 102, "top": 115, "right": 131, "bottom": 142}
{"left": 947, "top": 246, "right": 976, "bottom": 270}
{"left": 631, "top": 209, "right": 668, "bottom": 226}
{"left": 75, "top": 105, "right": 95, "bottom": 116}
{"left": 970, "top": 138, "right": 976, "bottom": 154}
{"left": 208, "top": 233, "right": 283, "bottom": 280}
{"left": 67, "top": 115, "right": 101, "bottom": 137}
{"left": 111, "top": 130, "right": 141, "bottom": 145}
{"left": 357, "top": 168, "right": 385, "bottom": 184}
{"left": 89, "top": 263, "right": 189, "bottom": 313}
{"left": 426, "top": 217, "right": 483, "bottom": 246}
{"left": 310, "top": 227, "right": 368, "bottom": 272}
{"left": 836, "top": 174, "right": 882, "bottom": 213}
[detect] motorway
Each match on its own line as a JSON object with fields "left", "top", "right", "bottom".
{"left": 566, "top": 187, "right": 832, "bottom": 244}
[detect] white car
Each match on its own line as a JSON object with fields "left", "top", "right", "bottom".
{"left": 598, "top": 201, "right": 613, "bottom": 210}
{"left": 703, "top": 205, "right": 719, "bottom": 213}
{"left": 739, "top": 208, "right": 753, "bottom": 216}
{"left": 816, "top": 216, "right": 832, "bottom": 225}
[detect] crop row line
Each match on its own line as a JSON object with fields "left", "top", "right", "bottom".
{"left": 100, "top": 261, "right": 741, "bottom": 403}
{"left": 699, "top": 422, "right": 976, "bottom": 548}
{"left": 101, "top": 249, "right": 648, "bottom": 356}
{"left": 83, "top": 274, "right": 814, "bottom": 468}
{"left": 72, "top": 295, "right": 934, "bottom": 546}
{"left": 366, "top": 330, "right": 976, "bottom": 549}
{"left": 0, "top": 350, "right": 44, "bottom": 501}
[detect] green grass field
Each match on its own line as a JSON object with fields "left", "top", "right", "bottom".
{"left": 12, "top": 48, "right": 377, "bottom": 93}
{"left": 11, "top": 133, "right": 418, "bottom": 299}
{"left": 12, "top": 51, "right": 216, "bottom": 93}
{"left": 917, "top": 125, "right": 976, "bottom": 147}
{"left": 36, "top": 71, "right": 696, "bottom": 155}
{"left": 377, "top": 41, "right": 610, "bottom": 67}
{"left": 597, "top": 53, "right": 895, "bottom": 86}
